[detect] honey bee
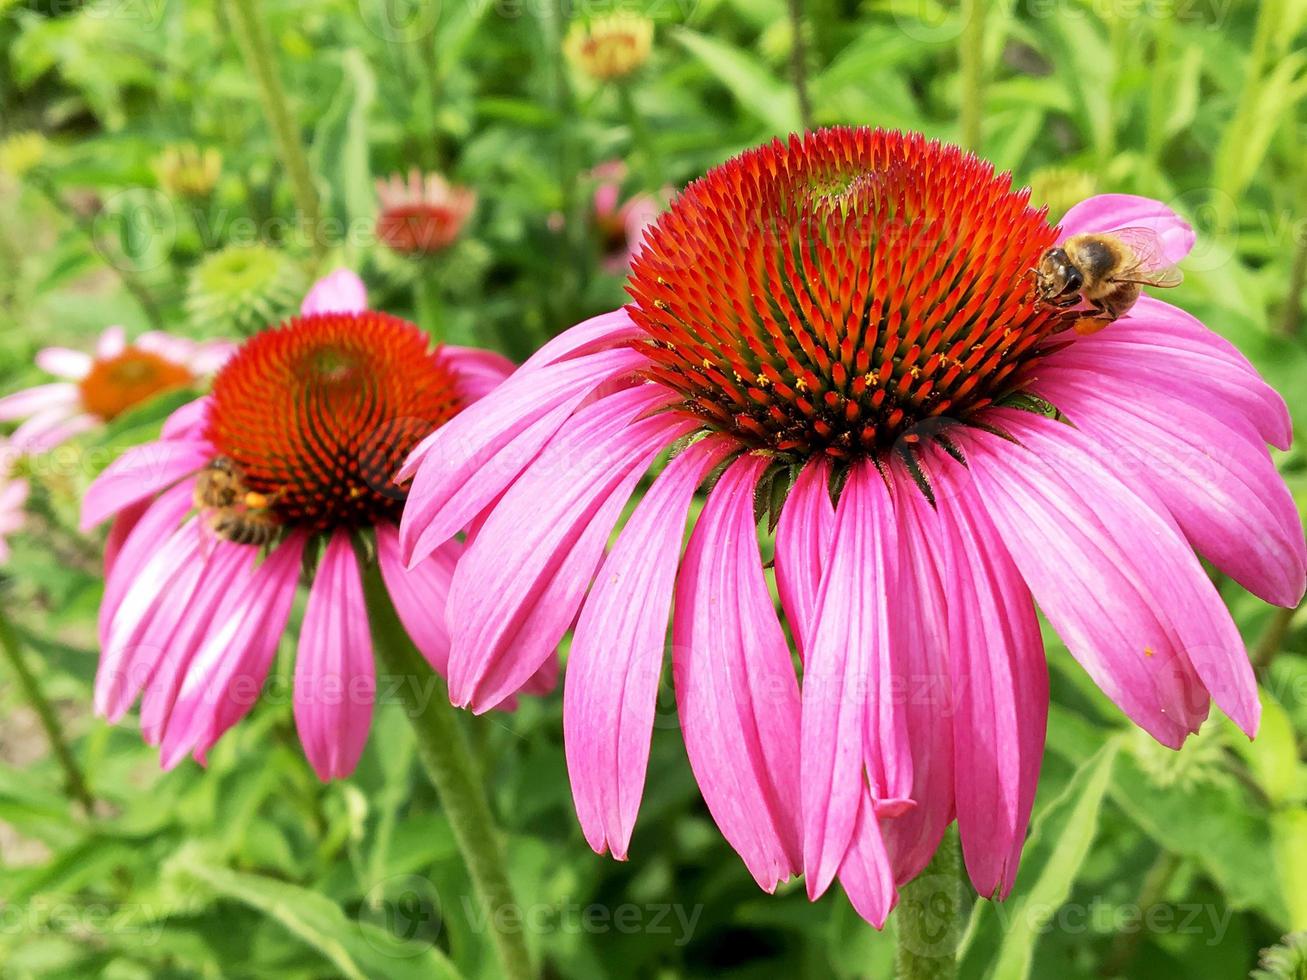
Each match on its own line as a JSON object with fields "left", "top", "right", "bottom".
{"left": 193, "top": 456, "right": 280, "bottom": 547}
{"left": 1033, "top": 227, "right": 1183, "bottom": 335}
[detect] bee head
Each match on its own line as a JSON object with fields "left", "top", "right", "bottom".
{"left": 1035, "top": 247, "right": 1082, "bottom": 303}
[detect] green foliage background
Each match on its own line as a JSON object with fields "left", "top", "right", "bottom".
{"left": 1, "top": 0, "right": 1306, "bottom": 977}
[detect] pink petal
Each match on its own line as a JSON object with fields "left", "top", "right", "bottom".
{"left": 517, "top": 309, "right": 645, "bottom": 374}
{"left": 1058, "top": 194, "right": 1195, "bottom": 264}
{"left": 11, "top": 410, "right": 98, "bottom": 453}
{"left": 1054, "top": 297, "right": 1291, "bottom": 450}
{"left": 446, "top": 384, "right": 694, "bottom": 710}
{"left": 301, "top": 269, "right": 368, "bottom": 315}
{"left": 97, "top": 326, "right": 126, "bottom": 359}
{"left": 160, "top": 533, "right": 306, "bottom": 767}
{"left": 774, "top": 457, "right": 834, "bottom": 658}
{"left": 375, "top": 523, "right": 458, "bottom": 677}
{"left": 565, "top": 435, "right": 734, "bottom": 859}
{"left": 441, "top": 346, "right": 516, "bottom": 403}
{"left": 81, "top": 438, "right": 210, "bottom": 531}
{"left": 160, "top": 397, "right": 213, "bottom": 442}
{"left": 1034, "top": 370, "right": 1306, "bottom": 607}
{"left": 836, "top": 791, "right": 898, "bottom": 927}
{"left": 187, "top": 340, "right": 237, "bottom": 375}
{"left": 968, "top": 411, "right": 1260, "bottom": 738}
{"left": 0, "top": 383, "right": 80, "bottom": 423}
{"left": 138, "top": 540, "right": 256, "bottom": 745}
{"left": 673, "top": 454, "right": 802, "bottom": 892}
{"left": 880, "top": 459, "right": 956, "bottom": 886}
{"left": 925, "top": 445, "right": 1047, "bottom": 898}
{"left": 97, "top": 518, "right": 207, "bottom": 720}
{"left": 35, "top": 348, "right": 92, "bottom": 380}
{"left": 802, "top": 460, "right": 909, "bottom": 899}
{"left": 295, "top": 530, "right": 375, "bottom": 781}
{"left": 99, "top": 482, "right": 195, "bottom": 644}
{"left": 398, "top": 345, "right": 649, "bottom": 565}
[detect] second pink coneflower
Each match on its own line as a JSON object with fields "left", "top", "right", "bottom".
{"left": 399, "top": 128, "right": 1306, "bottom": 923}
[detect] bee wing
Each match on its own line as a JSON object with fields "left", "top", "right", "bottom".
{"left": 1107, "top": 226, "right": 1184, "bottom": 288}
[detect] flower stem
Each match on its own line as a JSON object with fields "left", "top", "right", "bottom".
{"left": 615, "top": 82, "right": 662, "bottom": 191}
{"left": 225, "top": 0, "right": 326, "bottom": 262}
{"left": 1279, "top": 219, "right": 1307, "bottom": 336}
{"left": 957, "top": 0, "right": 986, "bottom": 151}
{"left": 785, "top": 0, "right": 814, "bottom": 131}
{"left": 895, "top": 827, "right": 961, "bottom": 980}
{"left": 363, "top": 567, "right": 535, "bottom": 980}
{"left": 0, "top": 605, "right": 95, "bottom": 815}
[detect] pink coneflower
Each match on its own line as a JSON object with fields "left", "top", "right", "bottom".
{"left": 0, "top": 448, "right": 29, "bottom": 564}
{"left": 80, "top": 270, "right": 525, "bottom": 779}
{"left": 0, "top": 327, "right": 233, "bottom": 453}
{"left": 375, "top": 170, "right": 476, "bottom": 256}
{"left": 399, "top": 128, "right": 1306, "bottom": 923}
{"left": 589, "top": 161, "right": 666, "bottom": 273}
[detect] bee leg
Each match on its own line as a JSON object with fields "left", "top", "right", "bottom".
{"left": 1072, "top": 300, "right": 1116, "bottom": 336}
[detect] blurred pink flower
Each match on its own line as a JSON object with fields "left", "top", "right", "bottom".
{"left": 375, "top": 170, "right": 476, "bottom": 256}
{"left": 589, "top": 160, "right": 668, "bottom": 273}
{"left": 80, "top": 270, "right": 532, "bottom": 779}
{"left": 398, "top": 129, "right": 1305, "bottom": 924}
{"left": 0, "top": 327, "right": 233, "bottom": 453}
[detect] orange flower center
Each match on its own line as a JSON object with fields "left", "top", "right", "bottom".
{"left": 78, "top": 348, "right": 194, "bottom": 421}
{"left": 206, "top": 312, "right": 464, "bottom": 532}
{"left": 627, "top": 127, "right": 1071, "bottom": 460}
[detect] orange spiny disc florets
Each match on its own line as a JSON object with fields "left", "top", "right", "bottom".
{"left": 206, "top": 312, "right": 462, "bottom": 532}
{"left": 626, "top": 127, "right": 1068, "bottom": 460}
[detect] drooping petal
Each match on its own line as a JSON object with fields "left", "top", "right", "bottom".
{"left": 81, "top": 439, "right": 210, "bottom": 531}
{"left": 1058, "top": 194, "right": 1194, "bottom": 264}
{"left": 836, "top": 791, "right": 898, "bottom": 928}
{"left": 138, "top": 540, "right": 256, "bottom": 745}
{"left": 301, "top": 269, "right": 368, "bottom": 315}
{"left": 774, "top": 457, "right": 834, "bottom": 658}
{"left": 97, "top": 326, "right": 126, "bottom": 359}
{"left": 99, "top": 482, "right": 195, "bottom": 644}
{"left": 673, "top": 454, "right": 802, "bottom": 892}
{"left": 925, "top": 446, "right": 1047, "bottom": 899}
{"left": 802, "top": 460, "right": 908, "bottom": 899}
{"left": 0, "top": 383, "right": 80, "bottom": 422}
{"left": 160, "top": 533, "right": 306, "bottom": 768}
{"left": 446, "top": 384, "right": 694, "bottom": 710}
{"left": 295, "top": 530, "right": 375, "bottom": 781}
{"left": 1048, "top": 323, "right": 1290, "bottom": 450}
{"left": 1033, "top": 369, "right": 1306, "bottom": 607}
{"left": 398, "top": 346, "right": 649, "bottom": 564}
{"left": 880, "top": 458, "right": 955, "bottom": 886}
{"left": 565, "top": 435, "right": 733, "bottom": 859}
{"left": 965, "top": 411, "right": 1259, "bottom": 739}
{"left": 35, "top": 348, "right": 92, "bottom": 380}
{"left": 376, "top": 522, "right": 459, "bottom": 677}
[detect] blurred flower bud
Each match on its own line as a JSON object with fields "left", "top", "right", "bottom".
{"left": 153, "top": 144, "right": 222, "bottom": 200}
{"left": 564, "top": 12, "right": 654, "bottom": 83}
{"left": 375, "top": 169, "right": 476, "bottom": 257}
{"left": 1026, "top": 165, "right": 1097, "bottom": 223}
{"left": 186, "top": 243, "right": 306, "bottom": 336}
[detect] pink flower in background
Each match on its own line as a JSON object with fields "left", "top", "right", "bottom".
{"left": 399, "top": 129, "right": 1305, "bottom": 924}
{"left": 375, "top": 170, "right": 476, "bottom": 256}
{"left": 0, "top": 327, "right": 233, "bottom": 453}
{"left": 589, "top": 160, "right": 667, "bottom": 272}
{"left": 0, "top": 449, "right": 29, "bottom": 564}
{"left": 80, "top": 270, "right": 530, "bottom": 779}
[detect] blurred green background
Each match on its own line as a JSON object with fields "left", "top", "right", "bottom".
{"left": 2, "top": 0, "right": 1306, "bottom": 977}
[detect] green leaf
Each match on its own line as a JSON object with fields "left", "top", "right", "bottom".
{"left": 309, "top": 48, "right": 377, "bottom": 253}
{"left": 672, "top": 28, "right": 800, "bottom": 134}
{"left": 1271, "top": 807, "right": 1307, "bottom": 931}
{"left": 175, "top": 857, "right": 462, "bottom": 980}
{"left": 959, "top": 738, "right": 1120, "bottom": 980}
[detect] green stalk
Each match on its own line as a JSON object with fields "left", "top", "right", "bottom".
{"left": 1279, "top": 218, "right": 1307, "bottom": 336}
{"left": 895, "top": 827, "right": 961, "bottom": 980}
{"left": 0, "top": 606, "right": 95, "bottom": 815}
{"left": 785, "top": 0, "right": 814, "bottom": 131}
{"left": 363, "top": 566, "right": 535, "bottom": 980}
{"left": 226, "top": 0, "right": 326, "bottom": 262}
{"left": 957, "top": 0, "right": 986, "bottom": 151}
{"left": 615, "top": 82, "right": 663, "bottom": 190}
